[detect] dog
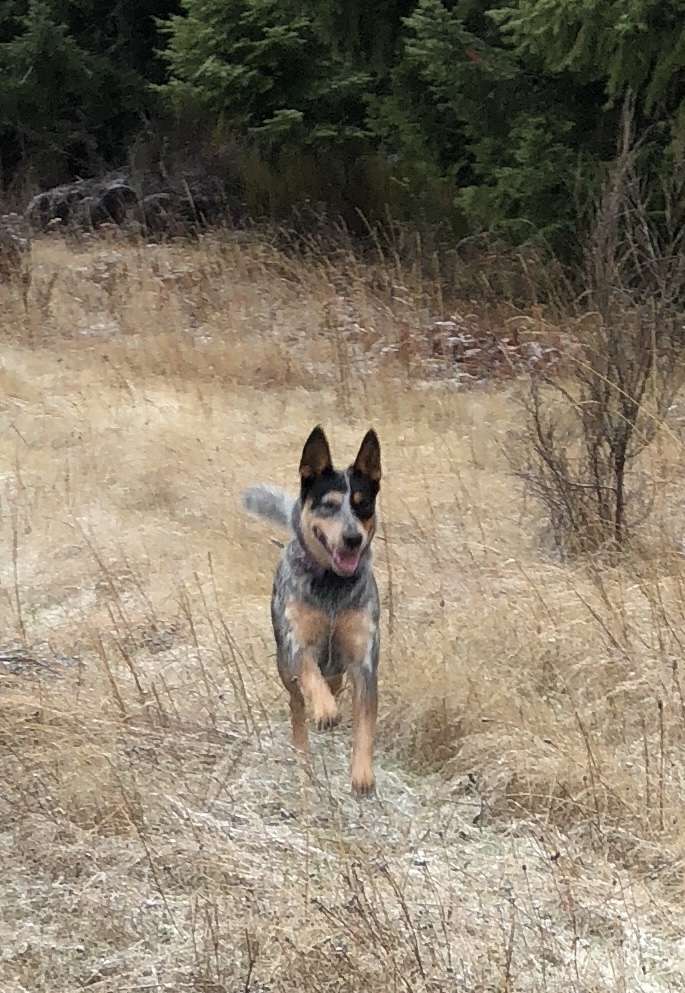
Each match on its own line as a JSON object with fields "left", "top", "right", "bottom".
{"left": 242, "top": 425, "right": 382, "bottom": 795}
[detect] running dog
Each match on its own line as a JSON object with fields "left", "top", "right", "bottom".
{"left": 242, "top": 425, "right": 382, "bottom": 795}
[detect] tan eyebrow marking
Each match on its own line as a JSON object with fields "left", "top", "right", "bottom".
{"left": 321, "top": 493, "right": 343, "bottom": 508}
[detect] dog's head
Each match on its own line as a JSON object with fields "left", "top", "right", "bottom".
{"left": 297, "top": 425, "right": 381, "bottom": 577}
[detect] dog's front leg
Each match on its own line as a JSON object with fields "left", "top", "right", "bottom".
{"left": 299, "top": 650, "right": 340, "bottom": 730}
{"left": 334, "top": 609, "right": 379, "bottom": 795}
{"left": 281, "top": 603, "right": 339, "bottom": 734}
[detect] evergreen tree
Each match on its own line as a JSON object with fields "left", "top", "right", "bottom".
{"left": 0, "top": 0, "right": 176, "bottom": 189}
{"left": 492, "top": 0, "right": 685, "bottom": 120}
{"left": 369, "top": 0, "right": 615, "bottom": 249}
{"left": 160, "top": 0, "right": 372, "bottom": 154}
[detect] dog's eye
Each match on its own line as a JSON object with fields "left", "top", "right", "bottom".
{"left": 319, "top": 498, "right": 341, "bottom": 513}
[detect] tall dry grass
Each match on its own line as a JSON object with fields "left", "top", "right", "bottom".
{"left": 0, "top": 229, "right": 684, "bottom": 992}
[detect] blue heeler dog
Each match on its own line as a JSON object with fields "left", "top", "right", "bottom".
{"left": 242, "top": 426, "right": 382, "bottom": 795}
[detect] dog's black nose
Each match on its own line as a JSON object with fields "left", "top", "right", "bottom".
{"left": 342, "top": 530, "right": 363, "bottom": 550}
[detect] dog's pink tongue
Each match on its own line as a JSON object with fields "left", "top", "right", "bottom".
{"left": 333, "top": 549, "right": 360, "bottom": 576}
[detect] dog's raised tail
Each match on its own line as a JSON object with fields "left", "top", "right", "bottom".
{"left": 242, "top": 484, "right": 296, "bottom": 530}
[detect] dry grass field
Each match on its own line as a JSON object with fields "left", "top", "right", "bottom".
{"left": 1, "top": 231, "right": 685, "bottom": 992}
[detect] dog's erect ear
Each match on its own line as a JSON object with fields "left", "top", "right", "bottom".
{"left": 353, "top": 429, "right": 382, "bottom": 483}
{"left": 300, "top": 425, "right": 333, "bottom": 483}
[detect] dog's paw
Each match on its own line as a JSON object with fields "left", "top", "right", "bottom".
{"left": 312, "top": 688, "right": 340, "bottom": 730}
{"left": 351, "top": 770, "right": 376, "bottom": 797}
{"left": 316, "top": 709, "right": 341, "bottom": 731}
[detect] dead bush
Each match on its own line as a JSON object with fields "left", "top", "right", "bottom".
{"left": 515, "top": 98, "right": 685, "bottom": 555}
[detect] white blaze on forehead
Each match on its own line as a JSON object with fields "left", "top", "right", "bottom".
{"left": 317, "top": 473, "right": 359, "bottom": 530}
{"left": 339, "top": 471, "right": 361, "bottom": 524}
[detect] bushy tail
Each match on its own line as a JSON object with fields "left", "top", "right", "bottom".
{"left": 242, "top": 484, "right": 296, "bottom": 530}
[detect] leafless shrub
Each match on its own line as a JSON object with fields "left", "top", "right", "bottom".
{"left": 515, "top": 97, "right": 685, "bottom": 555}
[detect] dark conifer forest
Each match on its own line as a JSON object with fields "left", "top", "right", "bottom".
{"left": 2, "top": 0, "right": 684, "bottom": 254}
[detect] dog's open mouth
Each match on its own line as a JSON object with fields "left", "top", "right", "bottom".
{"left": 313, "top": 526, "right": 361, "bottom": 576}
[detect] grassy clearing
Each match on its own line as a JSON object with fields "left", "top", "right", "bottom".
{"left": 1, "top": 231, "right": 684, "bottom": 992}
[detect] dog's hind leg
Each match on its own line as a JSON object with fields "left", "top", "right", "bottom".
{"left": 333, "top": 609, "right": 379, "bottom": 795}
{"left": 283, "top": 677, "right": 308, "bottom": 753}
{"left": 349, "top": 669, "right": 378, "bottom": 795}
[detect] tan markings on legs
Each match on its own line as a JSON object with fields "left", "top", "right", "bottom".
{"left": 284, "top": 602, "right": 339, "bottom": 730}
{"left": 301, "top": 657, "right": 340, "bottom": 729}
{"left": 334, "top": 609, "right": 376, "bottom": 663}
{"left": 350, "top": 675, "right": 378, "bottom": 795}
{"left": 334, "top": 609, "right": 378, "bottom": 795}
{"left": 282, "top": 677, "right": 308, "bottom": 753}
{"left": 326, "top": 674, "right": 343, "bottom": 698}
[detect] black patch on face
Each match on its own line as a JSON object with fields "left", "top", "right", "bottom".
{"left": 301, "top": 468, "right": 348, "bottom": 508}
{"left": 349, "top": 470, "right": 379, "bottom": 521}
